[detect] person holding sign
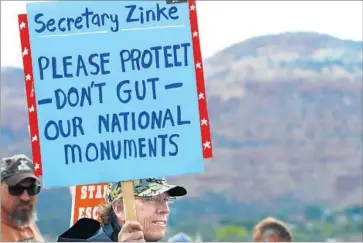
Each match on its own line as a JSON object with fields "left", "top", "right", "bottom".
{"left": 58, "top": 177, "right": 187, "bottom": 242}
{"left": 1, "top": 154, "right": 44, "bottom": 242}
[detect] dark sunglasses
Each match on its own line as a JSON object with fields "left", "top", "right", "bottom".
{"left": 8, "top": 183, "right": 41, "bottom": 196}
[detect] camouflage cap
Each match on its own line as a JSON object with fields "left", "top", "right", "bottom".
{"left": 106, "top": 177, "right": 187, "bottom": 203}
{"left": 0, "top": 154, "right": 40, "bottom": 186}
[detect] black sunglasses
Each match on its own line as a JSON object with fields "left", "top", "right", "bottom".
{"left": 8, "top": 183, "right": 41, "bottom": 196}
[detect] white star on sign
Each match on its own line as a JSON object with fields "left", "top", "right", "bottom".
{"left": 28, "top": 105, "right": 34, "bottom": 113}
{"left": 193, "top": 31, "right": 198, "bottom": 37}
{"left": 203, "top": 141, "right": 211, "bottom": 150}
{"left": 201, "top": 118, "right": 208, "bottom": 126}
{"left": 26, "top": 74, "right": 32, "bottom": 81}
{"left": 34, "top": 163, "right": 40, "bottom": 171}
{"left": 22, "top": 47, "right": 29, "bottom": 56}
{"left": 190, "top": 5, "right": 196, "bottom": 11}
{"left": 31, "top": 135, "right": 38, "bottom": 142}
{"left": 19, "top": 22, "right": 26, "bottom": 30}
{"left": 196, "top": 62, "right": 202, "bottom": 69}
{"left": 198, "top": 92, "right": 204, "bottom": 100}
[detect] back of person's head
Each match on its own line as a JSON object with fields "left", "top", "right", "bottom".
{"left": 253, "top": 217, "right": 292, "bottom": 242}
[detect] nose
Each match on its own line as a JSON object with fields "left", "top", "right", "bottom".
{"left": 19, "top": 189, "right": 31, "bottom": 201}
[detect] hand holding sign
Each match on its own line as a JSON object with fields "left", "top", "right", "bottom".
{"left": 21, "top": 2, "right": 210, "bottom": 241}
{"left": 118, "top": 221, "right": 145, "bottom": 242}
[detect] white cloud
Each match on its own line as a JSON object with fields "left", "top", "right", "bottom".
{"left": 1, "top": 1, "right": 362, "bottom": 68}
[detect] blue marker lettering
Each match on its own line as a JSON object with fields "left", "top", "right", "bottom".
{"left": 125, "top": 3, "right": 179, "bottom": 24}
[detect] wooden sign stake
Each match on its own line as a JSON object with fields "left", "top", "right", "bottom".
{"left": 121, "top": 181, "right": 137, "bottom": 221}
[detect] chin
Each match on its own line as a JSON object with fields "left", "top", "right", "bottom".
{"left": 147, "top": 231, "right": 165, "bottom": 241}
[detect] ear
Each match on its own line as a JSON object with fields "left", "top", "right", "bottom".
{"left": 111, "top": 200, "right": 125, "bottom": 222}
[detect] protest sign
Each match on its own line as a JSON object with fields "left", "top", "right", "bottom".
{"left": 69, "top": 183, "right": 108, "bottom": 226}
{"left": 18, "top": 0, "right": 212, "bottom": 188}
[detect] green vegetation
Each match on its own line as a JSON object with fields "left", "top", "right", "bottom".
{"left": 165, "top": 206, "right": 363, "bottom": 241}
{"left": 36, "top": 191, "right": 362, "bottom": 242}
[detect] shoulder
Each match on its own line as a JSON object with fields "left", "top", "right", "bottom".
{"left": 0, "top": 223, "right": 10, "bottom": 241}
{"left": 1, "top": 221, "right": 16, "bottom": 241}
{"left": 57, "top": 218, "right": 112, "bottom": 242}
{"left": 29, "top": 223, "right": 41, "bottom": 234}
{"left": 29, "top": 223, "right": 45, "bottom": 242}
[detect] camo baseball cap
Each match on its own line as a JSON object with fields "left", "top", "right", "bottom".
{"left": 0, "top": 154, "right": 40, "bottom": 186}
{"left": 106, "top": 177, "right": 187, "bottom": 202}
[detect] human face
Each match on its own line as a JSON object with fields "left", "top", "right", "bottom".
{"left": 1, "top": 178, "right": 40, "bottom": 226}
{"left": 135, "top": 192, "right": 173, "bottom": 241}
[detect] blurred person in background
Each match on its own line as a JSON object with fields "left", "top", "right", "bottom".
{"left": 58, "top": 177, "right": 187, "bottom": 242}
{"left": 167, "top": 232, "right": 192, "bottom": 242}
{"left": 1, "top": 154, "right": 44, "bottom": 242}
{"left": 252, "top": 217, "right": 293, "bottom": 242}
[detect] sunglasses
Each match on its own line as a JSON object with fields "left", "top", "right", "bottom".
{"left": 139, "top": 196, "right": 177, "bottom": 204}
{"left": 8, "top": 183, "right": 41, "bottom": 196}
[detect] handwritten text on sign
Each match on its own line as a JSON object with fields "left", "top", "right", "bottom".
{"left": 23, "top": 1, "right": 212, "bottom": 188}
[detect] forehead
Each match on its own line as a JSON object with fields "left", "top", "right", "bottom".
{"left": 18, "top": 178, "right": 36, "bottom": 186}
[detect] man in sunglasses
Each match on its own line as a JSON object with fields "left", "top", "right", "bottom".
{"left": 58, "top": 177, "right": 187, "bottom": 242}
{"left": 1, "top": 154, "right": 44, "bottom": 242}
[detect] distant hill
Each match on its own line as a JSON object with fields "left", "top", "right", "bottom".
{"left": 1, "top": 32, "right": 362, "bottom": 238}
{"left": 171, "top": 32, "right": 362, "bottom": 207}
